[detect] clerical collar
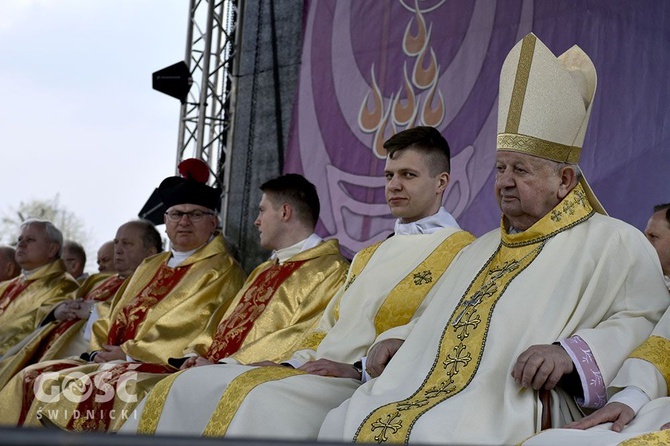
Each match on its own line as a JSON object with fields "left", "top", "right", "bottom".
{"left": 394, "top": 208, "right": 460, "bottom": 236}
{"left": 167, "top": 234, "right": 214, "bottom": 267}
{"left": 168, "top": 248, "right": 196, "bottom": 267}
{"left": 20, "top": 269, "right": 36, "bottom": 281}
{"left": 271, "top": 233, "right": 323, "bottom": 264}
{"left": 664, "top": 275, "right": 670, "bottom": 292}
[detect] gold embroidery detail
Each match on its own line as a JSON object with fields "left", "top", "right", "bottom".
{"left": 374, "top": 231, "right": 475, "bottom": 337}
{"left": 505, "top": 34, "right": 536, "bottom": 134}
{"left": 136, "top": 369, "right": 185, "bottom": 434}
{"left": 370, "top": 412, "right": 403, "bottom": 443}
{"left": 355, "top": 186, "right": 594, "bottom": 444}
{"left": 203, "top": 366, "right": 306, "bottom": 436}
{"left": 497, "top": 133, "right": 582, "bottom": 163}
{"left": 618, "top": 429, "right": 670, "bottom": 446}
{"left": 412, "top": 270, "right": 433, "bottom": 285}
{"left": 356, "top": 242, "right": 545, "bottom": 443}
{"left": 297, "top": 331, "right": 327, "bottom": 352}
{"left": 629, "top": 335, "right": 670, "bottom": 391}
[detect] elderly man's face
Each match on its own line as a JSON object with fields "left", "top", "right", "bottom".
{"left": 494, "top": 151, "right": 566, "bottom": 231}
{"left": 645, "top": 210, "right": 670, "bottom": 276}
{"left": 15, "top": 223, "right": 59, "bottom": 271}
{"left": 164, "top": 204, "right": 217, "bottom": 252}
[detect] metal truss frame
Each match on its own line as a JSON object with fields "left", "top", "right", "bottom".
{"left": 177, "top": 0, "right": 241, "bottom": 227}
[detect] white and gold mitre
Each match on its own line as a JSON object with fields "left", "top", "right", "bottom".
{"left": 497, "top": 32, "right": 606, "bottom": 214}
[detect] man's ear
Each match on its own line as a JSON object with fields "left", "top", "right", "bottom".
{"left": 49, "top": 242, "right": 60, "bottom": 260}
{"left": 281, "top": 203, "right": 292, "bottom": 221}
{"left": 437, "top": 172, "right": 450, "bottom": 194}
{"left": 557, "top": 166, "right": 578, "bottom": 199}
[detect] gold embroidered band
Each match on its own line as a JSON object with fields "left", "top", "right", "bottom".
{"left": 373, "top": 231, "right": 475, "bottom": 336}
{"left": 203, "top": 366, "right": 306, "bottom": 436}
{"left": 505, "top": 33, "right": 536, "bottom": 134}
{"left": 354, "top": 186, "right": 594, "bottom": 443}
{"left": 497, "top": 133, "right": 582, "bottom": 163}
{"left": 618, "top": 429, "right": 670, "bottom": 446}
{"left": 136, "top": 369, "right": 186, "bottom": 434}
{"left": 292, "top": 241, "right": 384, "bottom": 354}
{"left": 629, "top": 335, "right": 670, "bottom": 391}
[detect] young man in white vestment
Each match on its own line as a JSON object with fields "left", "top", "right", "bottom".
{"left": 317, "top": 33, "right": 670, "bottom": 446}
{"left": 120, "top": 126, "right": 475, "bottom": 438}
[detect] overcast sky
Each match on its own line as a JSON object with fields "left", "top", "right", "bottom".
{"left": 0, "top": 0, "right": 190, "bottom": 270}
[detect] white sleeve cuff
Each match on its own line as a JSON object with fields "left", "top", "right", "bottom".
{"left": 360, "top": 356, "right": 371, "bottom": 383}
{"left": 608, "top": 386, "right": 651, "bottom": 415}
{"left": 283, "top": 358, "right": 303, "bottom": 369}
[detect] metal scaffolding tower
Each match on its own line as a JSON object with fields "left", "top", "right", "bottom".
{"left": 177, "top": 0, "right": 241, "bottom": 227}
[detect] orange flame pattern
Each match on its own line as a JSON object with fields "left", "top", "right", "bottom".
{"left": 358, "top": 2, "right": 446, "bottom": 158}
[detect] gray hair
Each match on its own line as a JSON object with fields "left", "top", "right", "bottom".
{"left": 554, "top": 162, "right": 583, "bottom": 182}
{"left": 20, "top": 219, "right": 64, "bottom": 258}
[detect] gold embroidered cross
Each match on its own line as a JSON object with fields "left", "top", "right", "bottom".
{"left": 397, "top": 397, "right": 431, "bottom": 411}
{"left": 454, "top": 311, "right": 481, "bottom": 340}
{"left": 550, "top": 209, "right": 563, "bottom": 222}
{"left": 443, "top": 342, "right": 471, "bottom": 375}
{"left": 562, "top": 200, "right": 576, "bottom": 215}
{"left": 574, "top": 189, "right": 587, "bottom": 206}
{"left": 413, "top": 270, "right": 433, "bottom": 285}
{"left": 370, "top": 412, "right": 403, "bottom": 443}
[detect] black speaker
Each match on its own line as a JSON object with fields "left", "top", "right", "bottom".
{"left": 152, "top": 61, "right": 193, "bottom": 103}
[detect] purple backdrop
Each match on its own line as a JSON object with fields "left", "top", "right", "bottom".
{"left": 284, "top": 0, "right": 670, "bottom": 257}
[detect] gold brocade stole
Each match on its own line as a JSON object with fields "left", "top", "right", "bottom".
{"left": 294, "top": 231, "right": 472, "bottom": 352}
{"left": 338, "top": 240, "right": 384, "bottom": 318}
{"left": 205, "top": 259, "right": 308, "bottom": 361}
{"left": 373, "top": 231, "right": 474, "bottom": 337}
{"left": 202, "top": 366, "right": 307, "bottom": 436}
{"left": 136, "top": 366, "right": 306, "bottom": 434}
{"left": 618, "top": 430, "right": 670, "bottom": 446}
{"left": 628, "top": 335, "right": 670, "bottom": 390}
{"left": 107, "top": 263, "right": 190, "bottom": 345}
{"left": 0, "top": 279, "right": 32, "bottom": 317}
{"left": 295, "top": 241, "right": 384, "bottom": 351}
{"left": 354, "top": 185, "right": 594, "bottom": 444}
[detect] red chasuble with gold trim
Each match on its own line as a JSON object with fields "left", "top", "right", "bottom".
{"left": 107, "top": 264, "right": 190, "bottom": 345}
{"left": 34, "top": 275, "right": 126, "bottom": 361}
{"left": 206, "top": 260, "right": 307, "bottom": 361}
{"left": 63, "top": 266, "right": 192, "bottom": 431}
{"left": 0, "top": 280, "right": 32, "bottom": 317}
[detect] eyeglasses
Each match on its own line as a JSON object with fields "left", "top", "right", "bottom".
{"left": 164, "top": 210, "right": 215, "bottom": 222}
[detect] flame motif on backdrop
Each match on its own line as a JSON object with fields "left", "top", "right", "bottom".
{"left": 358, "top": 5, "right": 445, "bottom": 159}
{"left": 285, "top": 0, "right": 535, "bottom": 255}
